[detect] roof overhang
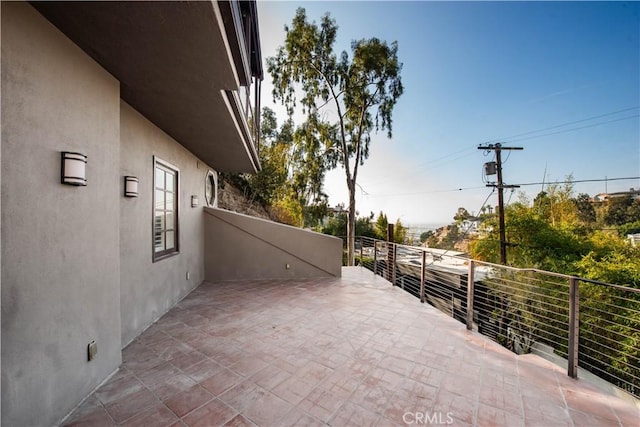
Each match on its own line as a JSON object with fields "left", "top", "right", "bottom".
{"left": 31, "top": 1, "right": 260, "bottom": 173}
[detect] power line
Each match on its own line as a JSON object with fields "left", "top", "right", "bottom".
{"left": 504, "top": 114, "right": 639, "bottom": 144}
{"left": 486, "top": 106, "right": 639, "bottom": 143}
{"left": 421, "top": 188, "right": 496, "bottom": 262}
{"left": 515, "top": 176, "right": 640, "bottom": 187}
{"left": 363, "top": 148, "right": 477, "bottom": 187}
{"left": 368, "top": 186, "right": 487, "bottom": 197}
{"left": 363, "top": 107, "right": 638, "bottom": 186}
{"left": 366, "top": 176, "right": 639, "bottom": 198}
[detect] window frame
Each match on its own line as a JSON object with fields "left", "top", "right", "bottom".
{"left": 204, "top": 170, "right": 218, "bottom": 207}
{"left": 152, "top": 156, "right": 180, "bottom": 262}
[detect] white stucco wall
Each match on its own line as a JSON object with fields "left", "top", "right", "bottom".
{"left": 1, "top": 3, "right": 121, "bottom": 426}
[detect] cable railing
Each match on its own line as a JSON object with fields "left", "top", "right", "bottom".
{"left": 349, "top": 236, "right": 640, "bottom": 398}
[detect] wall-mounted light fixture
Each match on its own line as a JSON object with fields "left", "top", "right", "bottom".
{"left": 61, "top": 151, "right": 87, "bottom": 186}
{"left": 191, "top": 195, "right": 199, "bottom": 208}
{"left": 124, "top": 176, "right": 139, "bottom": 197}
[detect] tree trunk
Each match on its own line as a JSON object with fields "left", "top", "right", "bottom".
{"left": 346, "top": 185, "right": 356, "bottom": 266}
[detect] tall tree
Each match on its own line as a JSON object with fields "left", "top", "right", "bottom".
{"left": 244, "top": 107, "right": 329, "bottom": 227}
{"left": 394, "top": 219, "right": 408, "bottom": 244}
{"left": 268, "top": 8, "right": 403, "bottom": 265}
{"left": 573, "top": 193, "right": 597, "bottom": 224}
{"left": 453, "top": 207, "right": 471, "bottom": 223}
{"left": 246, "top": 107, "right": 291, "bottom": 206}
{"left": 374, "top": 211, "right": 389, "bottom": 240}
{"left": 605, "top": 197, "right": 640, "bottom": 226}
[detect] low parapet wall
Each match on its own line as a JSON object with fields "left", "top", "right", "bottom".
{"left": 204, "top": 207, "right": 342, "bottom": 281}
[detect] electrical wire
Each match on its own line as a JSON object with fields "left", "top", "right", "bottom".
{"left": 514, "top": 176, "right": 640, "bottom": 188}
{"left": 485, "top": 106, "right": 639, "bottom": 144}
{"left": 363, "top": 149, "right": 477, "bottom": 188}
{"left": 504, "top": 114, "right": 640, "bottom": 144}
{"left": 366, "top": 176, "right": 639, "bottom": 198}
{"left": 363, "top": 107, "right": 638, "bottom": 186}
{"left": 368, "top": 185, "right": 487, "bottom": 198}
{"left": 421, "top": 188, "right": 496, "bottom": 262}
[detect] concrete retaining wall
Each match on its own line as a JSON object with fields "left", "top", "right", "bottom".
{"left": 204, "top": 207, "right": 342, "bottom": 281}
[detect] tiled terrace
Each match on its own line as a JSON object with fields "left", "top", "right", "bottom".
{"left": 64, "top": 268, "right": 639, "bottom": 427}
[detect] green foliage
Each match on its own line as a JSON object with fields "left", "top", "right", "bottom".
{"left": 574, "top": 232, "right": 640, "bottom": 286}
{"left": 238, "top": 107, "right": 330, "bottom": 227}
{"left": 267, "top": 7, "right": 403, "bottom": 264}
{"left": 466, "top": 181, "right": 640, "bottom": 395}
{"left": 453, "top": 207, "right": 471, "bottom": 223}
{"left": 420, "top": 231, "right": 434, "bottom": 243}
{"left": 440, "top": 224, "right": 460, "bottom": 250}
{"left": 245, "top": 108, "right": 290, "bottom": 206}
{"left": 321, "top": 213, "right": 346, "bottom": 237}
{"left": 357, "top": 213, "right": 379, "bottom": 238}
{"left": 573, "top": 193, "right": 597, "bottom": 224}
{"left": 471, "top": 183, "right": 598, "bottom": 272}
{"left": 578, "top": 282, "right": 640, "bottom": 396}
{"left": 605, "top": 197, "right": 640, "bottom": 226}
{"left": 322, "top": 211, "right": 407, "bottom": 246}
{"left": 374, "top": 211, "right": 388, "bottom": 240}
{"left": 619, "top": 220, "right": 640, "bottom": 237}
{"left": 394, "top": 219, "right": 408, "bottom": 244}
{"left": 321, "top": 211, "right": 378, "bottom": 239}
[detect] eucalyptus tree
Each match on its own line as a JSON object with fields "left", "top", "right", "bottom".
{"left": 267, "top": 8, "right": 403, "bottom": 265}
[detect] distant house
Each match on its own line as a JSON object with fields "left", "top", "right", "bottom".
{"left": 1, "top": 2, "right": 341, "bottom": 426}
{"left": 592, "top": 188, "right": 640, "bottom": 203}
{"left": 461, "top": 218, "right": 480, "bottom": 234}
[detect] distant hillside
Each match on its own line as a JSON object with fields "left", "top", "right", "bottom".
{"left": 424, "top": 224, "right": 472, "bottom": 253}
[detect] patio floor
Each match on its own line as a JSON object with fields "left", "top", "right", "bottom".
{"left": 63, "top": 267, "right": 639, "bottom": 427}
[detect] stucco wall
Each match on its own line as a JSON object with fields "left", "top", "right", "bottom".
{"left": 204, "top": 207, "right": 343, "bottom": 281}
{"left": 1, "top": 3, "right": 121, "bottom": 426}
{"left": 119, "top": 101, "right": 209, "bottom": 346}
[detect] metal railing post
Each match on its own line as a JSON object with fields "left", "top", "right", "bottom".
{"left": 420, "top": 250, "right": 426, "bottom": 303}
{"left": 466, "top": 260, "right": 475, "bottom": 330}
{"left": 391, "top": 244, "right": 397, "bottom": 285}
{"left": 359, "top": 237, "right": 363, "bottom": 267}
{"left": 373, "top": 240, "right": 378, "bottom": 276}
{"left": 386, "top": 225, "right": 394, "bottom": 284}
{"left": 568, "top": 277, "right": 580, "bottom": 378}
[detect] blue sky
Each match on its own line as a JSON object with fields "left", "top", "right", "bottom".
{"left": 257, "top": 1, "right": 640, "bottom": 227}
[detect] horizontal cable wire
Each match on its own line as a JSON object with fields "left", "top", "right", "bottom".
{"left": 350, "top": 235, "right": 639, "bottom": 397}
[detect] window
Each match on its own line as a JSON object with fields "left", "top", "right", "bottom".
{"left": 153, "top": 157, "right": 179, "bottom": 261}
{"left": 205, "top": 170, "right": 218, "bottom": 207}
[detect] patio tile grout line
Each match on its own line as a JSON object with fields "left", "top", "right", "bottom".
{"left": 64, "top": 269, "right": 639, "bottom": 426}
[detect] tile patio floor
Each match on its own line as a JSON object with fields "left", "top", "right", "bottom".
{"left": 63, "top": 267, "right": 639, "bottom": 427}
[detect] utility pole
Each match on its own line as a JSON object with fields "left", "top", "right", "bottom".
{"left": 478, "top": 143, "right": 523, "bottom": 265}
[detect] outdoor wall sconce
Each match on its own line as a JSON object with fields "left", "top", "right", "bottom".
{"left": 61, "top": 151, "right": 87, "bottom": 186}
{"left": 191, "top": 195, "right": 199, "bottom": 207}
{"left": 124, "top": 176, "right": 139, "bottom": 197}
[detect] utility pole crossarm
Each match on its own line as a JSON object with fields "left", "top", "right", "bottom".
{"left": 478, "top": 143, "right": 524, "bottom": 151}
{"left": 478, "top": 142, "right": 523, "bottom": 265}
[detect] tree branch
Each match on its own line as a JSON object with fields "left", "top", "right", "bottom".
{"left": 305, "top": 58, "right": 353, "bottom": 189}
{"left": 352, "top": 86, "right": 379, "bottom": 184}
{"left": 317, "top": 90, "right": 345, "bottom": 111}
